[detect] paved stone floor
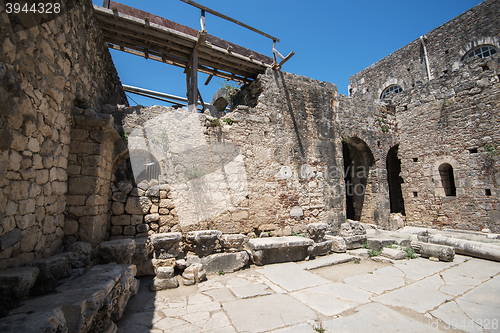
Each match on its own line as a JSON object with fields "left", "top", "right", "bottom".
{"left": 118, "top": 254, "right": 500, "bottom": 333}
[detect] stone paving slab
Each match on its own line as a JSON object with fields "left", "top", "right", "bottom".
{"left": 222, "top": 293, "right": 317, "bottom": 333}
{"left": 229, "top": 283, "right": 272, "bottom": 299}
{"left": 322, "top": 302, "right": 445, "bottom": 332}
{"left": 298, "top": 253, "right": 354, "bottom": 270}
{"left": 290, "top": 282, "right": 372, "bottom": 316}
{"left": 343, "top": 272, "right": 406, "bottom": 294}
{"left": 392, "top": 256, "right": 467, "bottom": 281}
{"left": 373, "top": 285, "right": 451, "bottom": 313}
{"left": 256, "top": 262, "right": 329, "bottom": 291}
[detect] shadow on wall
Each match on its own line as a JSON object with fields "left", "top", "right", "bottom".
{"left": 127, "top": 109, "right": 248, "bottom": 228}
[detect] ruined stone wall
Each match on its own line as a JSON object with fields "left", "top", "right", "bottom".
{"left": 394, "top": 53, "right": 500, "bottom": 232}
{"left": 336, "top": 96, "right": 399, "bottom": 228}
{"left": 108, "top": 71, "right": 345, "bottom": 237}
{"left": 349, "top": 0, "right": 500, "bottom": 101}
{"left": 0, "top": 0, "right": 126, "bottom": 269}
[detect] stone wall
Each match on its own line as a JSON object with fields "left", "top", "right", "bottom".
{"left": 349, "top": 0, "right": 500, "bottom": 101}
{"left": 394, "top": 53, "right": 500, "bottom": 231}
{"left": 0, "top": 0, "right": 126, "bottom": 269}
{"left": 106, "top": 71, "right": 346, "bottom": 237}
{"left": 336, "top": 96, "right": 399, "bottom": 228}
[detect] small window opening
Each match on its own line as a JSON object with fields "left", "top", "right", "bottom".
{"left": 439, "top": 163, "right": 457, "bottom": 197}
{"left": 402, "top": 105, "right": 408, "bottom": 111}
{"left": 412, "top": 83, "right": 415, "bottom": 88}
{"left": 468, "top": 148, "right": 478, "bottom": 154}
{"left": 462, "top": 45, "right": 498, "bottom": 61}
{"left": 413, "top": 158, "right": 418, "bottom": 162}
{"left": 481, "top": 64, "right": 490, "bottom": 71}
{"left": 407, "top": 68, "right": 411, "bottom": 72}
{"left": 443, "top": 70, "right": 448, "bottom": 75}
{"left": 381, "top": 85, "right": 403, "bottom": 100}
{"left": 445, "top": 50, "right": 449, "bottom": 54}
{"left": 413, "top": 192, "right": 418, "bottom": 197}
{"left": 485, "top": 189, "right": 491, "bottom": 196}
{"left": 349, "top": 88, "right": 353, "bottom": 96}
{"left": 377, "top": 141, "right": 381, "bottom": 148}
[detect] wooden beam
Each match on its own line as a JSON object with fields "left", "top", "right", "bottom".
{"left": 180, "top": 0, "right": 279, "bottom": 42}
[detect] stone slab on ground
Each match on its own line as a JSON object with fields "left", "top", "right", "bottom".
{"left": 322, "top": 302, "right": 445, "bottom": 332}
{"left": 298, "top": 253, "right": 354, "bottom": 270}
{"left": 222, "top": 293, "right": 317, "bottom": 333}
{"left": 256, "top": 262, "right": 329, "bottom": 292}
{"left": 343, "top": 272, "right": 406, "bottom": 294}
{"left": 392, "top": 257, "right": 463, "bottom": 281}
{"left": 229, "top": 283, "right": 272, "bottom": 299}
{"left": 373, "top": 285, "right": 451, "bottom": 313}
{"left": 290, "top": 282, "right": 372, "bottom": 316}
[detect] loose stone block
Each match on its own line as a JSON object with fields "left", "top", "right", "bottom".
{"left": 381, "top": 247, "right": 407, "bottom": 260}
{"left": 185, "top": 230, "right": 222, "bottom": 256}
{"left": 99, "top": 239, "right": 136, "bottom": 264}
{"left": 325, "top": 235, "right": 347, "bottom": 253}
{"left": 182, "top": 263, "right": 206, "bottom": 285}
{"left": 245, "top": 236, "right": 314, "bottom": 266}
{"left": 307, "top": 239, "right": 333, "bottom": 257}
{"left": 150, "top": 232, "right": 182, "bottom": 259}
{"left": 156, "top": 266, "right": 175, "bottom": 279}
{"left": 343, "top": 235, "right": 367, "bottom": 250}
{"left": 340, "top": 220, "right": 366, "bottom": 237}
{"left": 307, "top": 223, "right": 328, "bottom": 242}
{"left": 150, "top": 276, "right": 179, "bottom": 290}
{"left": 200, "top": 251, "right": 250, "bottom": 274}
{"left": 220, "top": 234, "right": 249, "bottom": 252}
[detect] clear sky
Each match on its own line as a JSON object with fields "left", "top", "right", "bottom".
{"left": 91, "top": 0, "right": 484, "bottom": 107}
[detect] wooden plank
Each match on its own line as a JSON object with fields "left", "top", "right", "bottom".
{"left": 179, "top": 0, "right": 279, "bottom": 42}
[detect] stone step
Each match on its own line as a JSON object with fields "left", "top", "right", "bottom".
{"left": 245, "top": 236, "right": 314, "bottom": 266}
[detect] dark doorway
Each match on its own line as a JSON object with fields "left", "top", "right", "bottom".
{"left": 386, "top": 145, "right": 405, "bottom": 215}
{"left": 342, "top": 138, "right": 374, "bottom": 221}
{"left": 439, "top": 163, "right": 456, "bottom": 196}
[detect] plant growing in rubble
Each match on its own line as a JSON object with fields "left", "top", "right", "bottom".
{"left": 224, "top": 117, "right": 233, "bottom": 125}
{"left": 404, "top": 246, "right": 418, "bottom": 259}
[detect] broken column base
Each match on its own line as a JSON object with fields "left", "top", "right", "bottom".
{"left": 150, "top": 267, "right": 179, "bottom": 291}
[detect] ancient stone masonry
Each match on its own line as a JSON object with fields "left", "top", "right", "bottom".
{"left": 348, "top": 0, "right": 500, "bottom": 101}
{"left": 0, "top": 0, "right": 126, "bottom": 269}
{"left": 393, "top": 53, "right": 500, "bottom": 231}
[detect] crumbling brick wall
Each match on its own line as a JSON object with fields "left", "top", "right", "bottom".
{"left": 0, "top": 0, "right": 126, "bottom": 269}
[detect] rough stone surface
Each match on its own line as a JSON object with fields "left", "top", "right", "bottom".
{"left": 220, "top": 234, "right": 249, "bottom": 252}
{"left": 245, "top": 236, "right": 314, "bottom": 265}
{"left": 200, "top": 251, "right": 250, "bottom": 274}
{"left": 0, "top": 267, "right": 39, "bottom": 317}
{"left": 325, "top": 235, "right": 347, "bottom": 253}
{"left": 150, "top": 232, "right": 182, "bottom": 259}
{"left": 185, "top": 230, "right": 222, "bottom": 256}
{"left": 98, "top": 239, "right": 136, "bottom": 264}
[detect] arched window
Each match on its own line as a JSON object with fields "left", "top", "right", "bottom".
{"left": 439, "top": 163, "right": 456, "bottom": 197}
{"left": 381, "top": 85, "right": 403, "bottom": 100}
{"left": 462, "top": 45, "right": 498, "bottom": 61}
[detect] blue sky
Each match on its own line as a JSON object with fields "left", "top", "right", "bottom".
{"left": 92, "top": 0, "right": 483, "bottom": 107}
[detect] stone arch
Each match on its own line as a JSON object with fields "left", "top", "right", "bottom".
{"left": 457, "top": 36, "right": 500, "bottom": 59}
{"left": 342, "top": 137, "right": 375, "bottom": 220}
{"left": 432, "top": 156, "right": 461, "bottom": 197}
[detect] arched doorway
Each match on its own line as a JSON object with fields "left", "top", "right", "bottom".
{"left": 439, "top": 163, "right": 456, "bottom": 197}
{"left": 386, "top": 145, "right": 405, "bottom": 215}
{"left": 342, "top": 137, "right": 374, "bottom": 220}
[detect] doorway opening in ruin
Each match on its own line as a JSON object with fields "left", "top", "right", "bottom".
{"left": 386, "top": 145, "right": 406, "bottom": 215}
{"left": 129, "top": 149, "right": 162, "bottom": 183}
{"left": 439, "top": 163, "right": 456, "bottom": 196}
{"left": 342, "top": 137, "right": 374, "bottom": 220}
